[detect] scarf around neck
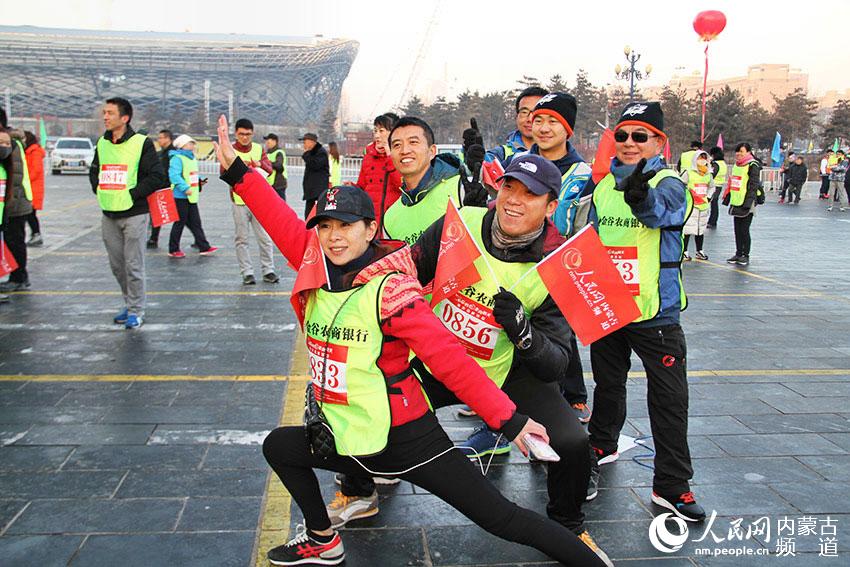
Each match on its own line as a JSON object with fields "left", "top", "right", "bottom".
{"left": 490, "top": 211, "right": 544, "bottom": 251}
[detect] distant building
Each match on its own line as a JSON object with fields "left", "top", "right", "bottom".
{"left": 0, "top": 25, "right": 359, "bottom": 127}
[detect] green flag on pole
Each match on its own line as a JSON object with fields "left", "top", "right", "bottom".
{"left": 38, "top": 116, "right": 48, "bottom": 146}
{"left": 833, "top": 138, "right": 840, "bottom": 152}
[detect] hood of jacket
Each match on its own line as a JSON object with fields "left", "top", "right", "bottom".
{"left": 688, "top": 150, "right": 711, "bottom": 174}
{"left": 400, "top": 153, "right": 461, "bottom": 205}
{"left": 168, "top": 148, "right": 195, "bottom": 160}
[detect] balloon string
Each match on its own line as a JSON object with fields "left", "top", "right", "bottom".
{"left": 701, "top": 43, "right": 709, "bottom": 143}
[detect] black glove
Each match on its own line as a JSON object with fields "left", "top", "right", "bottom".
{"left": 492, "top": 287, "right": 532, "bottom": 349}
{"left": 461, "top": 161, "right": 488, "bottom": 207}
{"left": 616, "top": 158, "right": 655, "bottom": 205}
{"left": 462, "top": 118, "right": 483, "bottom": 152}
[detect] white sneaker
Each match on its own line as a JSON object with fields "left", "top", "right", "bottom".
{"left": 683, "top": 252, "right": 692, "bottom": 261}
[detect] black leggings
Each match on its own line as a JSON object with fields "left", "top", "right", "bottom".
{"left": 733, "top": 214, "right": 753, "bottom": 256}
{"left": 26, "top": 211, "right": 40, "bottom": 235}
{"left": 263, "top": 415, "right": 604, "bottom": 567}
{"left": 683, "top": 234, "right": 704, "bottom": 251}
{"left": 168, "top": 199, "right": 211, "bottom": 253}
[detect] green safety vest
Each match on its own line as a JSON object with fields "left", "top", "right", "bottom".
{"left": 714, "top": 160, "right": 727, "bottom": 188}
{"left": 0, "top": 163, "right": 6, "bottom": 220}
{"left": 728, "top": 163, "right": 750, "bottom": 207}
{"left": 431, "top": 207, "right": 549, "bottom": 387}
{"left": 383, "top": 175, "right": 461, "bottom": 245}
{"left": 266, "top": 148, "right": 287, "bottom": 185}
{"left": 593, "top": 168, "right": 692, "bottom": 322}
{"left": 232, "top": 142, "right": 264, "bottom": 204}
{"left": 14, "top": 140, "right": 32, "bottom": 202}
{"left": 173, "top": 154, "right": 200, "bottom": 204}
{"left": 96, "top": 133, "right": 147, "bottom": 212}
{"left": 330, "top": 157, "right": 341, "bottom": 186}
{"left": 303, "top": 275, "right": 395, "bottom": 457}
{"left": 679, "top": 150, "right": 697, "bottom": 173}
{"left": 686, "top": 170, "right": 712, "bottom": 211}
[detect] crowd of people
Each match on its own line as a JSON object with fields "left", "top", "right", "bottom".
{"left": 0, "top": 88, "right": 843, "bottom": 566}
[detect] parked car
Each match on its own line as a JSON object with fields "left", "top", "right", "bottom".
{"left": 51, "top": 137, "right": 94, "bottom": 174}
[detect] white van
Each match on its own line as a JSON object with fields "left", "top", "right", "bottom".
{"left": 51, "top": 138, "right": 95, "bottom": 174}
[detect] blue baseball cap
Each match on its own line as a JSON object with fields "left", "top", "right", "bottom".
{"left": 498, "top": 154, "right": 561, "bottom": 197}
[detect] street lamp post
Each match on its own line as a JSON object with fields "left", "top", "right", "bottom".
{"left": 614, "top": 46, "right": 652, "bottom": 101}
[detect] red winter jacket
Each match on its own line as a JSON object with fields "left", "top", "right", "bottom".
{"left": 356, "top": 142, "right": 402, "bottom": 228}
{"left": 224, "top": 159, "right": 527, "bottom": 439}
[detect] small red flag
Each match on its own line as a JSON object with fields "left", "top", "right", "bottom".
{"left": 591, "top": 128, "right": 616, "bottom": 184}
{"left": 481, "top": 160, "right": 505, "bottom": 192}
{"left": 290, "top": 227, "right": 329, "bottom": 328}
{"left": 663, "top": 139, "right": 672, "bottom": 163}
{"left": 0, "top": 238, "right": 19, "bottom": 279}
{"left": 430, "top": 201, "right": 482, "bottom": 306}
{"left": 535, "top": 225, "right": 640, "bottom": 346}
{"left": 147, "top": 188, "right": 179, "bottom": 227}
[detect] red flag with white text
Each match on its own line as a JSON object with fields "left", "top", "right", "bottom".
{"left": 147, "top": 189, "right": 179, "bottom": 227}
{"left": 430, "top": 201, "right": 482, "bottom": 306}
{"left": 535, "top": 224, "right": 640, "bottom": 345}
{"left": 290, "top": 227, "right": 329, "bottom": 328}
{"left": 0, "top": 237, "right": 19, "bottom": 279}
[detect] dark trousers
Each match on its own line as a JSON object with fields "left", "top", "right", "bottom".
{"left": 733, "top": 214, "right": 753, "bottom": 256}
{"left": 820, "top": 175, "right": 830, "bottom": 197}
{"left": 786, "top": 183, "right": 802, "bottom": 203}
{"left": 707, "top": 188, "right": 721, "bottom": 227}
{"left": 683, "top": 234, "right": 704, "bottom": 251}
{"left": 345, "top": 368, "right": 590, "bottom": 533}
{"left": 25, "top": 211, "right": 40, "bottom": 235}
{"left": 561, "top": 334, "right": 588, "bottom": 404}
{"left": 3, "top": 215, "right": 28, "bottom": 283}
{"left": 588, "top": 324, "right": 693, "bottom": 495}
{"left": 168, "top": 200, "right": 211, "bottom": 253}
{"left": 148, "top": 221, "right": 160, "bottom": 243}
{"left": 263, "top": 416, "right": 604, "bottom": 567}
{"left": 304, "top": 199, "right": 317, "bottom": 219}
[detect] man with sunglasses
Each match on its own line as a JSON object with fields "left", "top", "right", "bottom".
{"left": 584, "top": 101, "right": 705, "bottom": 523}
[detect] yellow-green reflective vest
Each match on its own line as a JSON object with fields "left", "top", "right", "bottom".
{"left": 431, "top": 207, "right": 549, "bottom": 387}
{"left": 383, "top": 175, "right": 461, "bottom": 245}
{"left": 0, "top": 163, "right": 6, "bottom": 220}
{"left": 330, "top": 157, "right": 341, "bottom": 186}
{"left": 96, "top": 133, "right": 146, "bottom": 212}
{"left": 593, "top": 169, "right": 692, "bottom": 322}
{"left": 232, "top": 142, "right": 264, "bottom": 204}
{"left": 686, "top": 170, "right": 712, "bottom": 211}
{"left": 728, "top": 163, "right": 750, "bottom": 207}
{"left": 174, "top": 154, "right": 200, "bottom": 204}
{"left": 267, "top": 148, "right": 287, "bottom": 185}
{"left": 303, "top": 275, "right": 394, "bottom": 457}
{"left": 14, "top": 140, "right": 32, "bottom": 202}
{"left": 714, "top": 160, "right": 727, "bottom": 188}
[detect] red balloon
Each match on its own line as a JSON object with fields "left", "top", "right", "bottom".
{"left": 693, "top": 10, "right": 726, "bottom": 41}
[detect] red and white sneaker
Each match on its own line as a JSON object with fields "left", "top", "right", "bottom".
{"left": 167, "top": 250, "right": 185, "bottom": 258}
{"left": 267, "top": 525, "right": 345, "bottom": 566}
{"left": 593, "top": 446, "right": 619, "bottom": 465}
{"left": 199, "top": 246, "right": 218, "bottom": 256}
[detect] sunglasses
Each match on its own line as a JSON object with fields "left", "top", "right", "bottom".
{"left": 614, "top": 130, "right": 657, "bottom": 143}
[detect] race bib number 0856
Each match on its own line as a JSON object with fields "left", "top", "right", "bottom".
{"left": 437, "top": 293, "right": 500, "bottom": 360}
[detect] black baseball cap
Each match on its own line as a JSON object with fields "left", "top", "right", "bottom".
{"left": 497, "top": 154, "right": 561, "bottom": 197}
{"left": 305, "top": 186, "right": 376, "bottom": 229}
{"left": 263, "top": 133, "right": 279, "bottom": 141}
{"left": 299, "top": 132, "right": 318, "bottom": 142}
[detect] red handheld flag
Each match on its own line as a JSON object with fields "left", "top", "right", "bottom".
{"left": 591, "top": 128, "right": 616, "bottom": 184}
{"left": 430, "top": 201, "right": 482, "bottom": 306}
{"left": 481, "top": 159, "right": 505, "bottom": 192}
{"left": 535, "top": 225, "right": 640, "bottom": 346}
{"left": 0, "top": 237, "right": 19, "bottom": 279}
{"left": 290, "top": 228, "right": 329, "bottom": 328}
{"left": 147, "top": 189, "right": 179, "bottom": 227}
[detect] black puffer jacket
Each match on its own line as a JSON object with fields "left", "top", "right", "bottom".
{"left": 301, "top": 143, "right": 329, "bottom": 200}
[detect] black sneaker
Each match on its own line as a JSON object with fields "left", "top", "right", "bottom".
{"left": 651, "top": 490, "right": 706, "bottom": 522}
{"left": 263, "top": 272, "right": 280, "bottom": 284}
{"left": 0, "top": 280, "right": 30, "bottom": 293}
{"left": 146, "top": 239, "right": 158, "bottom": 249}
{"left": 726, "top": 255, "right": 740, "bottom": 264}
{"left": 243, "top": 274, "right": 257, "bottom": 285}
{"left": 735, "top": 255, "right": 750, "bottom": 266}
{"left": 267, "top": 526, "right": 345, "bottom": 566}
{"left": 0, "top": 293, "right": 9, "bottom": 304}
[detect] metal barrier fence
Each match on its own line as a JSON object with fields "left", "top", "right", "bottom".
{"left": 198, "top": 156, "right": 363, "bottom": 183}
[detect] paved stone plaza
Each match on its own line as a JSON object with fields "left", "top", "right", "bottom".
{"left": 0, "top": 172, "right": 848, "bottom": 566}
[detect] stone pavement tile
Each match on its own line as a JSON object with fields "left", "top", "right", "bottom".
{"left": 821, "top": 433, "right": 850, "bottom": 451}
{"left": 667, "top": 483, "right": 798, "bottom": 517}
{"left": 116, "top": 469, "right": 266, "bottom": 498}
{"left": 635, "top": 435, "right": 727, "bottom": 458}
{"left": 64, "top": 445, "right": 206, "bottom": 470}
{"left": 176, "top": 496, "right": 262, "bottom": 531}
{"left": 0, "top": 446, "right": 73, "bottom": 472}
{"left": 689, "top": 383, "right": 802, "bottom": 400}
{"left": 708, "top": 434, "right": 846, "bottom": 457}
{"left": 0, "top": 406, "right": 110, "bottom": 425}
{"left": 570, "top": 487, "right": 653, "bottom": 522}
{"left": 783, "top": 381, "right": 850, "bottom": 397}
{"left": 5, "top": 497, "right": 184, "bottom": 534}
{"left": 735, "top": 413, "right": 850, "bottom": 434}
{"left": 691, "top": 456, "right": 826, "bottom": 485}
{"left": 688, "top": 398, "right": 781, "bottom": 416}
{"left": 56, "top": 388, "right": 178, "bottom": 407}
{"left": 630, "top": 416, "right": 754, "bottom": 436}
{"left": 0, "top": 426, "right": 30, "bottom": 445}
{"left": 694, "top": 554, "right": 850, "bottom": 566}
{"left": 753, "top": 513, "right": 850, "bottom": 554}
{"left": 0, "top": 499, "right": 28, "bottom": 528}
{"left": 0, "top": 388, "right": 72, "bottom": 407}
{"left": 797, "top": 455, "right": 850, "bottom": 482}
{"left": 0, "top": 535, "right": 84, "bottom": 567}
{"left": 14, "top": 424, "right": 155, "bottom": 445}
{"left": 353, "top": 493, "right": 467, "bottom": 528}
{"left": 764, "top": 396, "right": 850, "bottom": 414}
{"left": 334, "top": 527, "right": 427, "bottom": 566}
{"left": 597, "top": 459, "right": 654, "bottom": 489}
{"left": 99, "top": 405, "right": 225, "bottom": 424}
{"left": 570, "top": 520, "right": 663, "bottom": 560}
{"left": 771, "top": 482, "right": 850, "bottom": 514}
{"left": 146, "top": 424, "right": 270, "bottom": 445}
{"left": 218, "top": 404, "right": 282, "bottom": 424}
{"left": 70, "top": 532, "right": 255, "bottom": 567}
{"left": 203, "top": 445, "right": 266, "bottom": 469}
{"left": 230, "top": 381, "right": 287, "bottom": 404}
{"left": 0, "top": 471, "right": 124, "bottom": 498}
{"left": 426, "top": 524, "right": 551, "bottom": 565}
